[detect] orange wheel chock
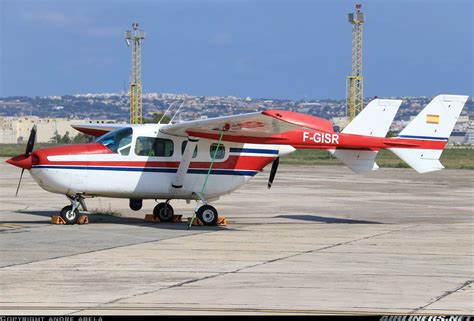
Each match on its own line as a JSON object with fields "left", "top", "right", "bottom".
{"left": 51, "top": 215, "right": 66, "bottom": 224}
{"left": 186, "top": 216, "right": 227, "bottom": 226}
{"left": 76, "top": 215, "right": 89, "bottom": 224}
{"left": 50, "top": 215, "right": 89, "bottom": 225}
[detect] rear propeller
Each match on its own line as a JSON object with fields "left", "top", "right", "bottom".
{"left": 267, "top": 157, "right": 279, "bottom": 189}
{"left": 15, "top": 125, "right": 37, "bottom": 197}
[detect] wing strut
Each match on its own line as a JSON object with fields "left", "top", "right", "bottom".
{"left": 188, "top": 125, "right": 228, "bottom": 229}
{"left": 171, "top": 137, "right": 199, "bottom": 190}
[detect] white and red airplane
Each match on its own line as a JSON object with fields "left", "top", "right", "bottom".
{"left": 6, "top": 94, "right": 468, "bottom": 225}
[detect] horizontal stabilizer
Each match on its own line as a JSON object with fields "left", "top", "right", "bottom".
{"left": 389, "top": 148, "right": 444, "bottom": 173}
{"left": 330, "top": 149, "right": 379, "bottom": 173}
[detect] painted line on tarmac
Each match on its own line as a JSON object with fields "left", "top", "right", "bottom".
{"left": 84, "top": 224, "right": 420, "bottom": 315}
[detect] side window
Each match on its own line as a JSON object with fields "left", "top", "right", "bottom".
{"left": 210, "top": 143, "right": 225, "bottom": 160}
{"left": 117, "top": 138, "right": 131, "bottom": 156}
{"left": 181, "top": 141, "right": 198, "bottom": 158}
{"left": 135, "top": 137, "right": 174, "bottom": 157}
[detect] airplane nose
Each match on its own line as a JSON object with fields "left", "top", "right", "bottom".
{"left": 6, "top": 154, "right": 34, "bottom": 169}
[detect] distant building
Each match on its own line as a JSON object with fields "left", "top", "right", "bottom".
{"left": 330, "top": 117, "right": 349, "bottom": 131}
{"left": 464, "top": 128, "right": 474, "bottom": 145}
{"left": 449, "top": 131, "right": 467, "bottom": 145}
{"left": 0, "top": 117, "right": 118, "bottom": 144}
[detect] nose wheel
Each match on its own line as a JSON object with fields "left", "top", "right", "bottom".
{"left": 60, "top": 194, "right": 87, "bottom": 225}
{"left": 196, "top": 204, "right": 218, "bottom": 226}
{"left": 60, "top": 205, "right": 79, "bottom": 225}
{"left": 153, "top": 202, "right": 174, "bottom": 222}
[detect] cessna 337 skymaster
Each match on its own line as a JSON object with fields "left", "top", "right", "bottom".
{"left": 6, "top": 94, "right": 468, "bottom": 225}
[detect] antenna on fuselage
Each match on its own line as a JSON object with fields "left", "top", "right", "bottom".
{"left": 158, "top": 102, "right": 176, "bottom": 124}
{"left": 169, "top": 101, "right": 185, "bottom": 124}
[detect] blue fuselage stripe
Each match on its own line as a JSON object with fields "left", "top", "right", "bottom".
{"left": 32, "top": 165, "right": 258, "bottom": 176}
{"left": 229, "top": 148, "right": 279, "bottom": 155}
{"left": 397, "top": 135, "right": 448, "bottom": 141}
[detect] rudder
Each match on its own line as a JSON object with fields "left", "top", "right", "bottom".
{"left": 389, "top": 94, "right": 468, "bottom": 173}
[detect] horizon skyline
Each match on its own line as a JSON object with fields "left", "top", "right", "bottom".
{"left": 1, "top": 90, "right": 471, "bottom": 102}
{"left": 1, "top": 0, "right": 473, "bottom": 99}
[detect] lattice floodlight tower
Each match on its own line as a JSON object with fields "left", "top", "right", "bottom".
{"left": 125, "top": 22, "right": 145, "bottom": 124}
{"left": 346, "top": 4, "right": 365, "bottom": 121}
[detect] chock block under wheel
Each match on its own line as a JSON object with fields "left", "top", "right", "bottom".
{"left": 51, "top": 215, "right": 66, "bottom": 225}
{"left": 76, "top": 215, "right": 89, "bottom": 224}
{"left": 144, "top": 214, "right": 183, "bottom": 223}
{"left": 50, "top": 215, "right": 88, "bottom": 225}
{"left": 187, "top": 216, "right": 227, "bottom": 226}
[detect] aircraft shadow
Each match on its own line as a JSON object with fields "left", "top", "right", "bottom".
{"left": 6, "top": 210, "right": 226, "bottom": 231}
{"left": 275, "top": 214, "right": 382, "bottom": 224}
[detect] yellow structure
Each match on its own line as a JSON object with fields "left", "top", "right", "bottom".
{"left": 346, "top": 4, "right": 365, "bottom": 121}
{"left": 126, "top": 23, "right": 145, "bottom": 124}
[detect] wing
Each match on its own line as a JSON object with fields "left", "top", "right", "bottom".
{"left": 71, "top": 123, "right": 128, "bottom": 137}
{"left": 160, "top": 110, "right": 334, "bottom": 138}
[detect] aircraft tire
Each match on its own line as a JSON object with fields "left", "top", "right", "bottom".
{"left": 196, "top": 205, "right": 218, "bottom": 226}
{"left": 153, "top": 202, "right": 174, "bottom": 222}
{"left": 129, "top": 199, "right": 143, "bottom": 211}
{"left": 60, "top": 205, "right": 79, "bottom": 225}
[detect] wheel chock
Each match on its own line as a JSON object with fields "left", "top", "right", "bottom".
{"left": 51, "top": 215, "right": 89, "bottom": 225}
{"left": 144, "top": 214, "right": 183, "bottom": 223}
{"left": 144, "top": 214, "right": 158, "bottom": 222}
{"left": 187, "top": 217, "right": 204, "bottom": 226}
{"left": 186, "top": 216, "right": 227, "bottom": 226}
{"left": 76, "top": 215, "right": 89, "bottom": 225}
{"left": 172, "top": 215, "right": 183, "bottom": 223}
{"left": 51, "top": 215, "right": 66, "bottom": 224}
{"left": 217, "top": 216, "right": 227, "bottom": 226}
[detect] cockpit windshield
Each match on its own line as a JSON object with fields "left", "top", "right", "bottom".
{"left": 96, "top": 127, "right": 133, "bottom": 155}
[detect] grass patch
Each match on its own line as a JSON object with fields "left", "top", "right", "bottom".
{"left": 0, "top": 143, "right": 60, "bottom": 157}
{"left": 281, "top": 147, "right": 474, "bottom": 170}
{"left": 89, "top": 208, "right": 122, "bottom": 217}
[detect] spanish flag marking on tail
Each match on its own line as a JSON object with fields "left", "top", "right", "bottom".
{"left": 426, "top": 114, "right": 440, "bottom": 124}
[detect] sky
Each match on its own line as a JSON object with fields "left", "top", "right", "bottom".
{"left": 0, "top": 0, "right": 472, "bottom": 100}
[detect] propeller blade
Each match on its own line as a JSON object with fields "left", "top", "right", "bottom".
{"left": 15, "top": 169, "right": 25, "bottom": 197}
{"left": 25, "top": 125, "right": 37, "bottom": 156}
{"left": 15, "top": 126, "right": 36, "bottom": 197}
{"left": 267, "top": 157, "right": 280, "bottom": 189}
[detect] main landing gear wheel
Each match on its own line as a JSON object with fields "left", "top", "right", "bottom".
{"left": 60, "top": 205, "right": 79, "bottom": 225}
{"left": 196, "top": 205, "right": 218, "bottom": 226}
{"left": 153, "top": 202, "right": 174, "bottom": 222}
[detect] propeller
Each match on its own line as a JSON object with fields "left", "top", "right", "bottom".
{"left": 267, "top": 157, "right": 279, "bottom": 189}
{"left": 15, "top": 125, "right": 37, "bottom": 197}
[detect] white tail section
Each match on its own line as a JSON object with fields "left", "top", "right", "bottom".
{"left": 390, "top": 94, "right": 468, "bottom": 173}
{"left": 333, "top": 99, "right": 401, "bottom": 173}
{"left": 342, "top": 99, "right": 402, "bottom": 137}
{"left": 389, "top": 148, "right": 444, "bottom": 173}
{"left": 398, "top": 94, "right": 468, "bottom": 140}
{"left": 330, "top": 149, "right": 379, "bottom": 173}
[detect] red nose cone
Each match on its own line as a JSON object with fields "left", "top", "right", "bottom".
{"left": 6, "top": 154, "right": 33, "bottom": 169}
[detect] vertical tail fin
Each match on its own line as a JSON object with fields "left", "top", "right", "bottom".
{"left": 342, "top": 99, "right": 402, "bottom": 137}
{"left": 331, "top": 99, "right": 402, "bottom": 173}
{"left": 389, "top": 94, "right": 468, "bottom": 173}
{"left": 397, "top": 94, "right": 468, "bottom": 140}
